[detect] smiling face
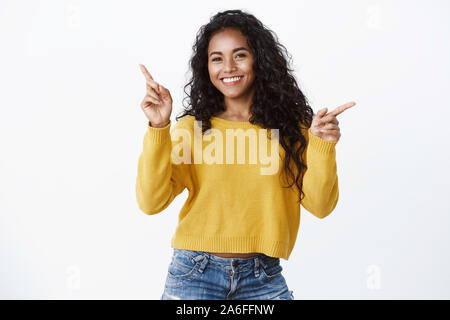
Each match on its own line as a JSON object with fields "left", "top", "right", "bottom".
{"left": 207, "top": 28, "right": 256, "bottom": 100}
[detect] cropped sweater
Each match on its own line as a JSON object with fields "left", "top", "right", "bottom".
{"left": 135, "top": 115, "right": 339, "bottom": 260}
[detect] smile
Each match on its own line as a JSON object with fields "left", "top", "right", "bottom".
{"left": 221, "top": 76, "right": 243, "bottom": 86}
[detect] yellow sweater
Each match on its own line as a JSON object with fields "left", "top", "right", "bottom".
{"left": 136, "top": 115, "right": 339, "bottom": 260}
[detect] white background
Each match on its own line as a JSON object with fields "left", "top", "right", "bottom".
{"left": 1, "top": 0, "right": 449, "bottom": 299}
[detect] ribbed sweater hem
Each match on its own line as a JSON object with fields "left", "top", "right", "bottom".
{"left": 307, "top": 128, "right": 338, "bottom": 155}
{"left": 171, "top": 234, "right": 291, "bottom": 260}
{"left": 146, "top": 120, "right": 171, "bottom": 143}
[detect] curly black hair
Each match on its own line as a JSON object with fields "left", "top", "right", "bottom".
{"left": 176, "top": 9, "right": 314, "bottom": 203}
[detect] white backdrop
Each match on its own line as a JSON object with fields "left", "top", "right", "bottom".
{"left": 1, "top": 0, "right": 449, "bottom": 299}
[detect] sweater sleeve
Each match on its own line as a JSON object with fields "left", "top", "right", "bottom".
{"left": 300, "top": 127, "right": 339, "bottom": 219}
{"left": 135, "top": 120, "right": 188, "bottom": 215}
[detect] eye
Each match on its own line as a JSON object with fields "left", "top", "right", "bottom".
{"left": 211, "top": 53, "right": 246, "bottom": 62}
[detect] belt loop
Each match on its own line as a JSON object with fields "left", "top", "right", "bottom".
{"left": 192, "top": 254, "right": 203, "bottom": 263}
{"left": 259, "top": 256, "right": 267, "bottom": 270}
{"left": 254, "top": 257, "right": 260, "bottom": 278}
{"left": 197, "top": 254, "right": 209, "bottom": 273}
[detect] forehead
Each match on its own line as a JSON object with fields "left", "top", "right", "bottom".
{"left": 208, "top": 28, "right": 249, "bottom": 52}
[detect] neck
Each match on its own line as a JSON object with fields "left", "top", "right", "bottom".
{"left": 219, "top": 86, "right": 255, "bottom": 120}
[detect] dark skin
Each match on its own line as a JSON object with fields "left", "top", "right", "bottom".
{"left": 139, "top": 28, "right": 356, "bottom": 259}
{"left": 208, "top": 28, "right": 256, "bottom": 122}
{"left": 206, "top": 28, "right": 260, "bottom": 258}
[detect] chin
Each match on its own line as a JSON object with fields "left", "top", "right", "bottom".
{"left": 222, "top": 92, "right": 246, "bottom": 99}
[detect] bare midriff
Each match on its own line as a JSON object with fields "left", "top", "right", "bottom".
{"left": 207, "top": 252, "right": 261, "bottom": 258}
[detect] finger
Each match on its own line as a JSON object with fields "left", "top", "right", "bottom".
{"left": 320, "top": 126, "right": 339, "bottom": 132}
{"left": 322, "top": 123, "right": 339, "bottom": 130}
{"left": 142, "top": 95, "right": 161, "bottom": 106}
{"left": 158, "top": 83, "right": 170, "bottom": 98}
{"left": 146, "top": 79, "right": 160, "bottom": 91}
{"left": 145, "top": 91, "right": 162, "bottom": 103}
{"left": 146, "top": 82, "right": 161, "bottom": 96}
{"left": 315, "top": 108, "right": 328, "bottom": 119}
{"left": 139, "top": 64, "right": 154, "bottom": 81}
{"left": 147, "top": 79, "right": 164, "bottom": 96}
{"left": 316, "top": 117, "right": 338, "bottom": 127}
{"left": 158, "top": 83, "right": 167, "bottom": 94}
{"left": 316, "top": 114, "right": 337, "bottom": 126}
{"left": 328, "top": 101, "right": 356, "bottom": 117}
{"left": 330, "top": 117, "right": 339, "bottom": 125}
{"left": 320, "top": 128, "right": 341, "bottom": 137}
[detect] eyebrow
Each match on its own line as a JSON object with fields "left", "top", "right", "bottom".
{"left": 209, "top": 47, "right": 249, "bottom": 57}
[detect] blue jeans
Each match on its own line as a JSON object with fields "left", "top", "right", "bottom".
{"left": 160, "top": 248, "right": 294, "bottom": 300}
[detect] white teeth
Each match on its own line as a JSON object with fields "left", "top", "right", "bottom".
{"left": 222, "top": 76, "right": 242, "bottom": 83}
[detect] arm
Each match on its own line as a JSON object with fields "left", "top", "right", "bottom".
{"left": 300, "top": 128, "right": 339, "bottom": 219}
{"left": 136, "top": 120, "right": 188, "bottom": 215}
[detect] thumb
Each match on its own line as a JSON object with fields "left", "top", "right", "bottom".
{"left": 159, "top": 84, "right": 169, "bottom": 95}
{"left": 316, "top": 108, "right": 328, "bottom": 118}
{"left": 159, "top": 84, "right": 172, "bottom": 100}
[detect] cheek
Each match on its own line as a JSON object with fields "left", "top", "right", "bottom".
{"left": 245, "top": 68, "right": 255, "bottom": 83}
{"left": 243, "top": 63, "right": 255, "bottom": 79}
{"left": 207, "top": 64, "right": 213, "bottom": 76}
{"left": 208, "top": 66, "right": 219, "bottom": 81}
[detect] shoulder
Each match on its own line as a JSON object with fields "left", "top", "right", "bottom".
{"left": 172, "top": 115, "right": 196, "bottom": 131}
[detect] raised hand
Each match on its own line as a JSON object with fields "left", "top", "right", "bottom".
{"left": 139, "top": 64, "right": 172, "bottom": 128}
{"left": 310, "top": 101, "right": 356, "bottom": 142}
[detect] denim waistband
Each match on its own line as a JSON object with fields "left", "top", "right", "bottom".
{"left": 172, "top": 248, "right": 279, "bottom": 270}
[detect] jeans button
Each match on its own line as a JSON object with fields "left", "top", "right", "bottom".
{"left": 232, "top": 260, "right": 238, "bottom": 268}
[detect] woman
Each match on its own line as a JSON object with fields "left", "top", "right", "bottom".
{"left": 136, "top": 9, "right": 355, "bottom": 300}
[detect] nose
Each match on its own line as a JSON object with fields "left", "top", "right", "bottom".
{"left": 223, "top": 58, "right": 237, "bottom": 73}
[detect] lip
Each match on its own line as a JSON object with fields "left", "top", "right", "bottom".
{"left": 221, "top": 76, "right": 243, "bottom": 86}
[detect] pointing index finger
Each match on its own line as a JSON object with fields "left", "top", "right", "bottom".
{"left": 328, "top": 101, "right": 356, "bottom": 117}
{"left": 139, "top": 64, "right": 154, "bottom": 81}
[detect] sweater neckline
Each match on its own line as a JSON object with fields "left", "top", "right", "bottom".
{"left": 210, "top": 116, "right": 261, "bottom": 128}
